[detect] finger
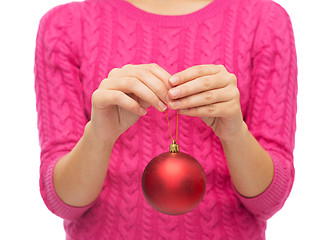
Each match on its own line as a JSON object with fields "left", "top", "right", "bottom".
{"left": 123, "top": 64, "right": 170, "bottom": 105}
{"left": 179, "top": 99, "right": 240, "bottom": 118}
{"left": 92, "top": 89, "right": 147, "bottom": 116}
{"left": 168, "top": 64, "right": 226, "bottom": 86}
{"left": 168, "top": 87, "right": 238, "bottom": 110}
{"left": 102, "top": 76, "right": 167, "bottom": 112}
{"left": 126, "top": 93, "right": 151, "bottom": 111}
{"left": 177, "top": 102, "right": 226, "bottom": 117}
{"left": 143, "top": 63, "right": 172, "bottom": 91}
{"left": 138, "top": 97, "right": 151, "bottom": 109}
{"left": 168, "top": 72, "right": 227, "bottom": 100}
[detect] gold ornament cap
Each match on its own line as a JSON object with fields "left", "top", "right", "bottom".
{"left": 169, "top": 140, "right": 179, "bottom": 153}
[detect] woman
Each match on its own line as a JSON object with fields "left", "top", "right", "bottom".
{"left": 34, "top": 0, "right": 297, "bottom": 239}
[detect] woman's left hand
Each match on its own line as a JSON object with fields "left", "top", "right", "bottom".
{"left": 167, "top": 64, "right": 245, "bottom": 141}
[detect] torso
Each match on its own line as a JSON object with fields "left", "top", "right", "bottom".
{"left": 44, "top": 0, "right": 274, "bottom": 238}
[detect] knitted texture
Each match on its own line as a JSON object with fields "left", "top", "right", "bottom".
{"left": 34, "top": 0, "right": 297, "bottom": 239}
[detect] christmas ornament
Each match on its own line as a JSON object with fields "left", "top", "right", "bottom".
{"left": 141, "top": 111, "right": 206, "bottom": 215}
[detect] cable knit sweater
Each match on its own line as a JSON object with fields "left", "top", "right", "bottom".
{"left": 34, "top": 0, "right": 297, "bottom": 239}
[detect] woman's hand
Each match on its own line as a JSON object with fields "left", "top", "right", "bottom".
{"left": 90, "top": 63, "right": 171, "bottom": 144}
{"left": 54, "top": 64, "right": 171, "bottom": 207}
{"left": 167, "top": 64, "right": 244, "bottom": 141}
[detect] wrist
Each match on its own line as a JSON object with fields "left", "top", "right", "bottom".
{"left": 84, "top": 121, "right": 119, "bottom": 151}
{"left": 218, "top": 121, "right": 249, "bottom": 147}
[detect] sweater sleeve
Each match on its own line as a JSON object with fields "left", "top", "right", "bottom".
{"left": 236, "top": 1, "right": 298, "bottom": 220}
{"left": 34, "top": 3, "right": 94, "bottom": 220}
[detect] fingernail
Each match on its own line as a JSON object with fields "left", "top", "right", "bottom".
{"left": 170, "top": 100, "right": 180, "bottom": 108}
{"left": 158, "top": 101, "right": 167, "bottom": 111}
{"left": 169, "top": 88, "right": 180, "bottom": 98}
{"left": 169, "top": 76, "right": 179, "bottom": 85}
{"left": 139, "top": 107, "right": 147, "bottom": 115}
{"left": 179, "top": 109, "right": 188, "bottom": 114}
{"left": 166, "top": 95, "right": 171, "bottom": 103}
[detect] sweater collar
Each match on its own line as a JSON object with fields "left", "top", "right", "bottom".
{"left": 108, "top": 0, "right": 231, "bottom": 27}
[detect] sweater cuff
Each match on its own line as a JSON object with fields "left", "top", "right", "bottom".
{"left": 43, "top": 153, "right": 96, "bottom": 220}
{"left": 236, "top": 152, "right": 292, "bottom": 220}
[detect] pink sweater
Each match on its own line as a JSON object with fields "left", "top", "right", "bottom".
{"left": 34, "top": 0, "right": 297, "bottom": 239}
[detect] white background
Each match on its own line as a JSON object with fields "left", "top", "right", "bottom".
{"left": 0, "top": 0, "right": 335, "bottom": 239}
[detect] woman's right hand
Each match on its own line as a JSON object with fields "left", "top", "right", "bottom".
{"left": 89, "top": 63, "right": 171, "bottom": 144}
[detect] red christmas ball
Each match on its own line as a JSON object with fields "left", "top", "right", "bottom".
{"left": 142, "top": 150, "right": 206, "bottom": 215}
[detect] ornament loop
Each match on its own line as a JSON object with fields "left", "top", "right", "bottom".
{"left": 166, "top": 109, "right": 178, "bottom": 142}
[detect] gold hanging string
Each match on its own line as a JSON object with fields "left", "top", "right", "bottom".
{"left": 166, "top": 109, "right": 178, "bottom": 142}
